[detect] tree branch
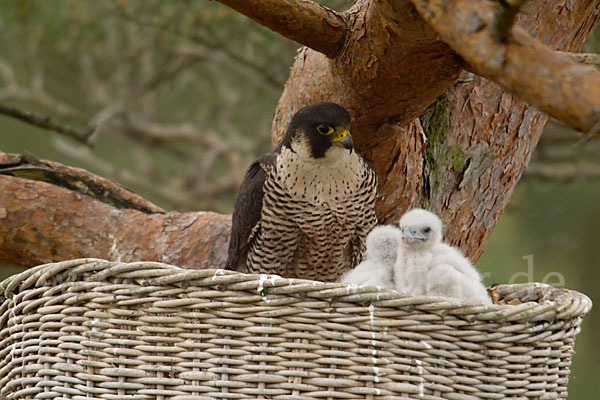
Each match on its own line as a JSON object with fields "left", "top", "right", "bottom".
{"left": 0, "top": 102, "right": 94, "bottom": 145}
{"left": 0, "top": 151, "right": 164, "bottom": 214}
{"left": 409, "top": 0, "right": 600, "bottom": 133}
{"left": 559, "top": 52, "right": 600, "bottom": 68}
{"left": 0, "top": 151, "right": 231, "bottom": 269}
{"left": 52, "top": 138, "right": 238, "bottom": 211}
{"left": 0, "top": 174, "right": 230, "bottom": 269}
{"left": 215, "top": 0, "right": 347, "bottom": 58}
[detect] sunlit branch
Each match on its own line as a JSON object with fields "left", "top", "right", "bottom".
{"left": 409, "top": 0, "right": 600, "bottom": 133}
{"left": 559, "top": 52, "right": 600, "bottom": 68}
{"left": 215, "top": 0, "right": 347, "bottom": 58}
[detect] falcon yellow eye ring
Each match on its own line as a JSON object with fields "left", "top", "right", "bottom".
{"left": 317, "top": 124, "right": 334, "bottom": 135}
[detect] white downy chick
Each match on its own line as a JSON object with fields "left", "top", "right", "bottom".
{"left": 394, "top": 209, "right": 491, "bottom": 304}
{"left": 340, "top": 225, "right": 402, "bottom": 288}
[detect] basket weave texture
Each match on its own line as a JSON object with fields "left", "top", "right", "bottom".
{"left": 0, "top": 259, "right": 592, "bottom": 400}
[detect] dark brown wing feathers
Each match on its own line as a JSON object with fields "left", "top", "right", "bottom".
{"left": 226, "top": 152, "right": 277, "bottom": 271}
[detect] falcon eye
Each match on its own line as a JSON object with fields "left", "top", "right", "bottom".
{"left": 317, "top": 124, "right": 334, "bottom": 135}
{"left": 423, "top": 227, "right": 431, "bottom": 233}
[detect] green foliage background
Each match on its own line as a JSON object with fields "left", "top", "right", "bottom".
{"left": 0, "top": 0, "right": 598, "bottom": 397}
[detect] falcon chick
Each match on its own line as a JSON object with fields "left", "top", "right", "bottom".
{"left": 339, "top": 225, "right": 402, "bottom": 288}
{"left": 394, "top": 208, "right": 491, "bottom": 304}
{"left": 226, "top": 102, "right": 378, "bottom": 282}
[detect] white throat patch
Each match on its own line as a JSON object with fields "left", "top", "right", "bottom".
{"left": 289, "top": 138, "right": 352, "bottom": 165}
{"left": 277, "top": 144, "right": 362, "bottom": 204}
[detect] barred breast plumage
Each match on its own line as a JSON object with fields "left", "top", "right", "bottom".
{"left": 226, "top": 102, "right": 378, "bottom": 282}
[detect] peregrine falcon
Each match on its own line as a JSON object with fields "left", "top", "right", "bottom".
{"left": 226, "top": 102, "right": 378, "bottom": 282}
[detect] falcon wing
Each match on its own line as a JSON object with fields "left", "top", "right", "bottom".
{"left": 226, "top": 152, "right": 277, "bottom": 271}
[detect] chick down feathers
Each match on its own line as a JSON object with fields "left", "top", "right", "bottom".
{"left": 395, "top": 208, "right": 491, "bottom": 304}
{"left": 339, "top": 225, "right": 402, "bottom": 288}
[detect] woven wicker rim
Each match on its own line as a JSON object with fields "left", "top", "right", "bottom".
{"left": 0, "top": 258, "right": 592, "bottom": 324}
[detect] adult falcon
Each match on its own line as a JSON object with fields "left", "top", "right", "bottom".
{"left": 226, "top": 102, "right": 378, "bottom": 282}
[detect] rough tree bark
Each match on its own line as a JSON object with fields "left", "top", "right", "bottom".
{"left": 1, "top": 0, "right": 599, "bottom": 268}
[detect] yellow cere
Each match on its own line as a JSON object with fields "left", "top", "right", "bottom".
{"left": 334, "top": 129, "right": 350, "bottom": 142}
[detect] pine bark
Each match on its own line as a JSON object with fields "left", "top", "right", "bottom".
{"left": 0, "top": 172, "right": 229, "bottom": 269}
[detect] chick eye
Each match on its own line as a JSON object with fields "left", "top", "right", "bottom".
{"left": 317, "top": 124, "right": 334, "bottom": 135}
{"left": 423, "top": 227, "right": 431, "bottom": 233}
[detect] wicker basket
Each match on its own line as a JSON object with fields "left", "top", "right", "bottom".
{"left": 0, "top": 259, "right": 591, "bottom": 400}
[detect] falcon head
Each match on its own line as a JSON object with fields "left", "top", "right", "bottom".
{"left": 281, "top": 102, "right": 354, "bottom": 160}
{"left": 399, "top": 208, "right": 443, "bottom": 250}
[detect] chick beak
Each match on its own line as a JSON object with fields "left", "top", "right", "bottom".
{"left": 403, "top": 229, "right": 426, "bottom": 244}
{"left": 332, "top": 129, "right": 353, "bottom": 152}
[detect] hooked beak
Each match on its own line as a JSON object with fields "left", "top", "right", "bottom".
{"left": 403, "top": 229, "right": 427, "bottom": 244}
{"left": 332, "top": 129, "right": 353, "bottom": 151}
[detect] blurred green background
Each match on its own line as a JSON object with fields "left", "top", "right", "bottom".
{"left": 0, "top": 0, "right": 598, "bottom": 397}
